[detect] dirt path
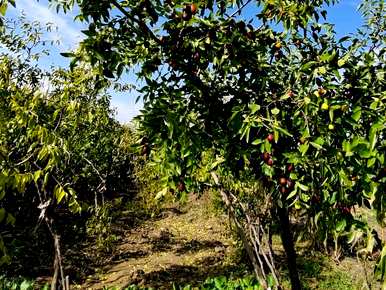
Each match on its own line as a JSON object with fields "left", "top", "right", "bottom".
{"left": 74, "top": 195, "right": 379, "bottom": 290}
{"left": 80, "top": 195, "right": 241, "bottom": 290}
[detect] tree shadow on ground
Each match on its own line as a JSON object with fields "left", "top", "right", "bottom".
{"left": 175, "top": 239, "right": 225, "bottom": 255}
{"left": 127, "top": 262, "right": 245, "bottom": 289}
{"left": 91, "top": 206, "right": 247, "bottom": 289}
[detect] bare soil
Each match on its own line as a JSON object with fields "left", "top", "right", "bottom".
{"left": 77, "top": 194, "right": 244, "bottom": 290}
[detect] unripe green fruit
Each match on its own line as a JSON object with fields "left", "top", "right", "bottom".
{"left": 321, "top": 102, "right": 329, "bottom": 110}
{"left": 328, "top": 124, "right": 334, "bottom": 130}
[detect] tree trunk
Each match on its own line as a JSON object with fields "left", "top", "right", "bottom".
{"left": 50, "top": 254, "right": 58, "bottom": 290}
{"left": 278, "top": 206, "right": 301, "bottom": 290}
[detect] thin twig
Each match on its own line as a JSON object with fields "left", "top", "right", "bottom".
{"left": 233, "top": 193, "right": 280, "bottom": 285}
{"left": 54, "top": 108, "right": 64, "bottom": 131}
{"left": 248, "top": 224, "right": 267, "bottom": 280}
{"left": 15, "top": 152, "right": 34, "bottom": 166}
{"left": 228, "top": 0, "right": 253, "bottom": 18}
{"left": 46, "top": 220, "right": 65, "bottom": 290}
{"left": 81, "top": 155, "right": 105, "bottom": 183}
{"left": 211, "top": 172, "right": 268, "bottom": 288}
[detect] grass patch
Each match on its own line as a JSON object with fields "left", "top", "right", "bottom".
{"left": 299, "top": 253, "right": 355, "bottom": 289}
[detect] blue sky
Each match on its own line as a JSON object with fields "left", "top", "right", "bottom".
{"left": 5, "top": 0, "right": 363, "bottom": 123}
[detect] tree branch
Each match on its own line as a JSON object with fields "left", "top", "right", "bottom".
{"left": 110, "top": 0, "right": 161, "bottom": 45}
{"left": 228, "top": 0, "right": 253, "bottom": 19}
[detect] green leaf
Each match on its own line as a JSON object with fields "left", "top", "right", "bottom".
{"left": 249, "top": 103, "right": 260, "bottom": 114}
{"left": 286, "top": 188, "right": 297, "bottom": 200}
{"left": 337, "top": 53, "right": 350, "bottom": 67}
{"left": 271, "top": 108, "right": 280, "bottom": 115}
{"left": 370, "top": 101, "right": 379, "bottom": 110}
{"left": 20, "top": 280, "right": 33, "bottom": 290}
{"left": 6, "top": 213, "right": 15, "bottom": 225}
{"left": 262, "top": 164, "right": 274, "bottom": 178}
{"left": 296, "top": 182, "right": 309, "bottom": 191}
{"left": 0, "top": 2, "right": 7, "bottom": 16}
{"left": 358, "top": 147, "right": 371, "bottom": 159}
{"left": 33, "top": 170, "right": 42, "bottom": 184}
{"left": 274, "top": 126, "right": 293, "bottom": 137}
{"left": 338, "top": 36, "right": 351, "bottom": 43}
{"left": 289, "top": 173, "right": 298, "bottom": 180}
{"left": 342, "top": 140, "right": 353, "bottom": 156}
{"left": 301, "top": 61, "right": 317, "bottom": 71}
{"left": 54, "top": 186, "right": 67, "bottom": 204}
{"left": 367, "top": 158, "right": 376, "bottom": 168}
{"left": 376, "top": 245, "right": 386, "bottom": 281}
{"left": 210, "top": 157, "right": 225, "bottom": 170}
{"left": 351, "top": 107, "right": 361, "bottom": 122}
{"left": 252, "top": 138, "right": 263, "bottom": 145}
{"left": 299, "top": 143, "right": 309, "bottom": 156}
{"left": 310, "top": 142, "right": 323, "bottom": 150}
{"left": 60, "top": 52, "right": 75, "bottom": 58}
{"left": 369, "top": 125, "right": 378, "bottom": 151}
{"left": 313, "top": 137, "right": 325, "bottom": 146}
{"left": 335, "top": 219, "right": 347, "bottom": 232}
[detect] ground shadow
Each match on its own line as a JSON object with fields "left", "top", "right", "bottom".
{"left": 126, "top": 263, "right": 245, "bottom": 289}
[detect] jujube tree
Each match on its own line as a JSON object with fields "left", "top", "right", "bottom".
{"left": 2, "top": 0, "right": 385, "bottom": 289}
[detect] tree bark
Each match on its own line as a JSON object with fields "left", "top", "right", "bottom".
{"left": 50, "top": 254, "right": 58, "bottom": 290}
{"left": 277, "top": 206, "right": 301, "bottom": 290}
{"left": 211, "top": 172, "right": 268, "bottom": 289}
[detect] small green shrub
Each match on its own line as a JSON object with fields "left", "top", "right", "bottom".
{"left": 0, "top": 276, "right": 41, "bottom": 290}
{"left": 104, "top": 276, "right": 262, "bottom": 290}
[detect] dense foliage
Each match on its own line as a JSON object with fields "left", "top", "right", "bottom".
{"left": 39, "top": 0, "right": 385, "bottom": 288}
{"left": 0, "top": 0, "right": 385, "bottom": 289}
{"left": 0, "top": 17, "right": 136, "bottom": 286}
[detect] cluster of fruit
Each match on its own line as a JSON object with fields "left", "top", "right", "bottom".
{"left": 278, "top": 164, "right": 294, "bottom": 194}
{"left": 261, "top": 134, "right": 275, "bottom": 166}
{"left": 260, "top": 133, "right": 295, "bottom": 194}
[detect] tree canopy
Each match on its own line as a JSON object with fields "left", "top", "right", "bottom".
{"left": 0, "top": 0, "right": 385, "bottom": 289}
